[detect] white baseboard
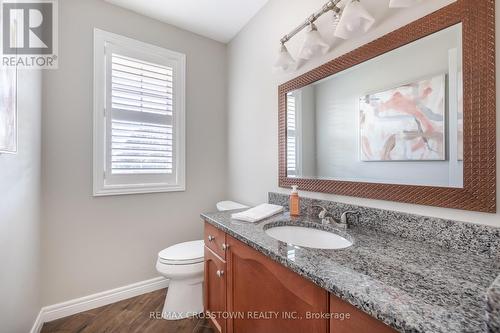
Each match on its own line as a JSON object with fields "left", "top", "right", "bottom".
{"left": 30, "top": 310, "right": 44, "bottom": 333}
{"left": 30, "top": 276, "right": 169, "bottom": 333}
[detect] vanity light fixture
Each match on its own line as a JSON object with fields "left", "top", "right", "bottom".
{"left": 334, "top": 0, "right": 375, "bottom": 39}
{"left": 298, "top": 22, "right": 330, "bottom": 60}
{"left": 389, "top": 0, "right": 422, "bottom": 8}
{"left": 275, "top": 0, "right": 426, "bottom": 71}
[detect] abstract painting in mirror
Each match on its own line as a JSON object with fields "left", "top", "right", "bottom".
{"left": 359, "top": 74, "right": 446, "bottom": 162}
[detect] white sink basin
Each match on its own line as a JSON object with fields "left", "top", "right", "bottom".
{"left": 265, "top": 226, "right": 353, "bottom": 250}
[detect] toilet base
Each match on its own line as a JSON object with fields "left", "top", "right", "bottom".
{"left": 161, "top": 277, "right": 203, "bottom": 320}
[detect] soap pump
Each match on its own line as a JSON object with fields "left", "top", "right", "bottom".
{"left": 290, "top": 185, "right": 300, "bottom": 216}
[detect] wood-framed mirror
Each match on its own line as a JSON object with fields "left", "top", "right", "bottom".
{"left": 278, "top": 0, "right": 496, "bottom": 213}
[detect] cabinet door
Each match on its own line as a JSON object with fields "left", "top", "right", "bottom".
{"left": 330, "top": 294, "right": 397, "bottom": 333}
{"left": 204, "top": 246, "right": 227, "bottom": 333}
{"left": 226, "top": 235, "right": 329, "bottom": 333}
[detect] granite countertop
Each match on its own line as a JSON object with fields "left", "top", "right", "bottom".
{"left": 201, "top": 210, "right": 500, "bottom": 333}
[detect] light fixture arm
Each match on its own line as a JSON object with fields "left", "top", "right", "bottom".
{"left": 280, "top": 0, "right": 342, "bottom": 44}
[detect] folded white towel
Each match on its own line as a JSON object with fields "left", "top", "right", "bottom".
{"left": 231, "top": 204, "right": 284, "bottom": 223}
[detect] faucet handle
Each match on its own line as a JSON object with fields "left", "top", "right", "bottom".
{"left": 312, "top": 205, "right": 328, "bottom": 219}
{"left": 340, "top": 211, "right": 360, "bottom": 225}
{"left": 321, "top": 216, "right": 335, "bottom": 225}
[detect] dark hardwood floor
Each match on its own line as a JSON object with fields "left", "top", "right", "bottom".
{"left": 41, "top": 289, "right": 214, "bottom": 333}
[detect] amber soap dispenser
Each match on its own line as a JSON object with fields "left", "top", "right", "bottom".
{"left": 290, "top": 185, "right": 300, "bottom": 216}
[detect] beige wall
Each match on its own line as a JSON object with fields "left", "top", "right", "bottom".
{"left": 42, "top": 0, "right": 227, "bottom": 305}
{"left": 227, "top": 0, "right": 500, "bottom": 227}
{"left": 0, "top": 70, "right": 42, "bottom": 332}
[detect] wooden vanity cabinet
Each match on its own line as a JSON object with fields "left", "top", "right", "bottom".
{"left": 330, "top": 294, "right": 397, "bottom": 333}
{"left": 203, "top": 222, "right": 398, "bottom": 333}
{"left": 226, "top": 234, "right": 329, "bottom": 333}
{"left": 204, "top": 246, "right": 227, "bottom": 333}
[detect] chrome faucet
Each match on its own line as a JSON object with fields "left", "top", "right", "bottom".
{"left": 312, "top": 205, "right": 361, "bottom": 229}
{"left": 340, "top": 211, "right": 361, "bottom": 229}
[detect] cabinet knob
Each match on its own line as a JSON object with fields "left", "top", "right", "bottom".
{"left": 216, "top": 270, "right": 224, "bottom": 278}
{"left": 207, "top": 235, "right": 215, "bottom": 242}
{"left": 222, "top": 243, "right": 229, "bottom": 251}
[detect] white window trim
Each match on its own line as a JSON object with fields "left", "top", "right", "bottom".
{"left": 294, "top": 91, "right": 303, "bottom": 176}
{"left": 286, "top": 91, "right": 302, "bottom": 177}
{"left": 93, "top": 29, "right": 186, "bottom": 196}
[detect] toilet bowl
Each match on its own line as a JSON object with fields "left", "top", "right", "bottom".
{"left": 156, "top": 240, "right": 204, "bottom": 320}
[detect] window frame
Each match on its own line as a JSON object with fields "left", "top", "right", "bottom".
{"left": 93, "top": 29, "right": 186, "bottom": 196}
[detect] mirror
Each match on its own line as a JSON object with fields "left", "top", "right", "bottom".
{"left": 286, "top": 24, "right": 463, "bottom": 188}
{"left": 279, "top": 0, "right": 496, "bottom": 213}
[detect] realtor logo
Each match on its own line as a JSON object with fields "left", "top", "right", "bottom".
{"left": 1, "top": 0, "right": 58, "bottom": 69}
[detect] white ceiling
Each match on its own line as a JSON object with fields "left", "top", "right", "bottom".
{"left": 104, "top": 0, "right": 270, "bottom": 43}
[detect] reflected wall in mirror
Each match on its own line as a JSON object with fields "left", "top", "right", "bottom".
{"left": 286, "top": 24, "right": 463, "bottom": 188}
{"left": 278, "top": 0, "right": 496, "bottom": 212}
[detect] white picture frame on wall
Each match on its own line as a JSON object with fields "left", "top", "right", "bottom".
{"left": 0, "top": 67, "right": 18, "bottom": 154}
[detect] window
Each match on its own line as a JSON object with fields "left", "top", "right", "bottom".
{"left": 286, "top": 91, "right": 301, "bottom": 177}
{"left": 93, "top": 29, "right": 185, "bottom": 196}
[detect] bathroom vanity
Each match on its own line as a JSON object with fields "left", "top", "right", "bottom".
{"left": 201, "top": 195, "right": 500, "bottom": 333}
{"left": 204, "top": 221, "right": 396, "bottom": 333}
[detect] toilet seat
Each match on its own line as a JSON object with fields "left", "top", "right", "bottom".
{"left": 158, "top": 240, "right": 204, "bottom": 265}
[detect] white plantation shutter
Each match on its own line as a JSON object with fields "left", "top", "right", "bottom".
{"left": 111, "top": 119, "right": 173, "bottom": 174}
{"left": 110, "top": 54, "right": 174, "bottom": 175}
{"left": 93, "top": 30, "right": 185, "bottom": 196}
{"left": 287, "top": 92, "right": 298, "bottom": 177}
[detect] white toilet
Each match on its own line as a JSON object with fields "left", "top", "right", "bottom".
{"left": 156, "top": 240, "right": 204, "bottom": 320}
{"left": 156, "top": 201, "right": 247, "bottom": 320}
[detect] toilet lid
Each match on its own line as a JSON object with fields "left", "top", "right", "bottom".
{"left": 216, "top": 201, "right": 248, "bottom": 211}
{"left": 158, "top": 240, "right": 204, "bottom": 265}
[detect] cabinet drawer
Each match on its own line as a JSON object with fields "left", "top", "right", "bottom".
{"left": 204, "top": 221, "right": 227, "bottom": 259}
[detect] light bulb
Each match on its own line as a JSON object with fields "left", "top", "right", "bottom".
{"left": 334, "top": 0, "right": 375, "bottom": 39}
{"left": 346, "top": 18, "right": 362, "bottom": 31}
{"left": 274, "top": 44, "right": 295, "bottom": 71}
{"left": 297, "top": 23, "right": 329, "bottom": 60}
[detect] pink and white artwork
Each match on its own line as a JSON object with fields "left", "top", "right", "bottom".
{"left": 0, "top": 68, "right": 17, "bottom": 153}
{"left": 360, "top": 74, "right": 446, "bottom": 161}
